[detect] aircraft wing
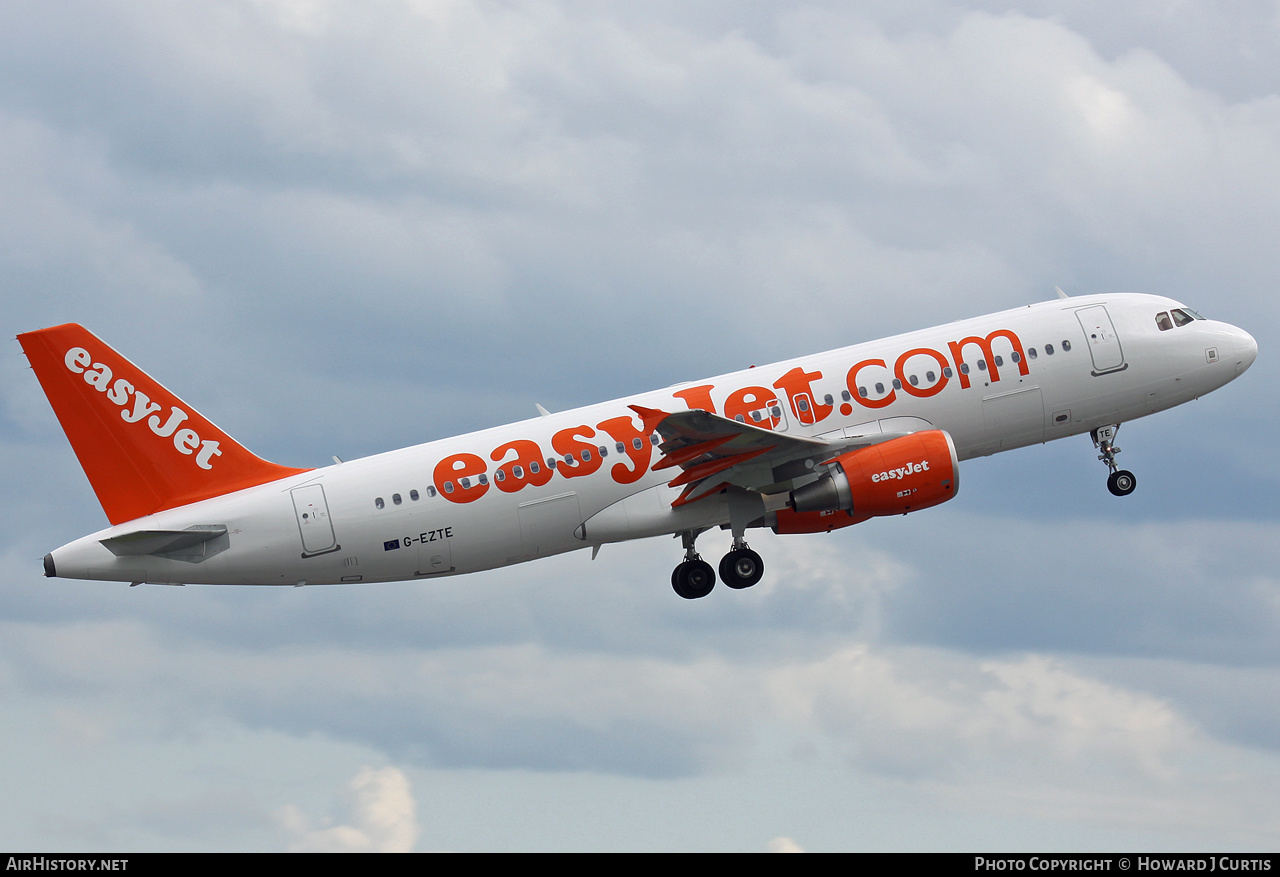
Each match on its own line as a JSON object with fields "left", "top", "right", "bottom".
{"left": 629, "top": 405, "right": 911, "bottom": 507}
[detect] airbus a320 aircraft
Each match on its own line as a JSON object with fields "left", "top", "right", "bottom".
{"left": 19, "top": 292, "right": 1256, "bottom": 599}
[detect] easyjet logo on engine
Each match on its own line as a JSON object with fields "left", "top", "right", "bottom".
{"left": 871, "top": 461, "right": 930, "bottom": 482}
{"left": 63, "top": 347, "right": 223, "bottom": 469}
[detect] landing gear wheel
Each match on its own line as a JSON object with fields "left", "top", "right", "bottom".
{"left": 719, "top": 547, "right": 764, "bottom": 589}
{"left": 672, "top": 559, "right": 716, "bottom": 599}
{"left": 1107, "top": 469, "right": 1136, "bottom": 497}
{"left": 1093, "top": 425, "right": 1137, "bottom": 498}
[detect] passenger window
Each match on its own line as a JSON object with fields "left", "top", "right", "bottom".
{"left": 841, "top": 390, "right": 852, "bottom": 402}
{"left": 616, "top": 442, "right": 625, "bottom": 453}
{"left": 1028, "top": 348, "right": 1037, "bottom": 359}
{"left": 1045, "top": 344, "right": 1054, "bottom": 355}
{"left": 410, "top": 490, "right": 419, "bottom": 501}
{"left": 1156, "top": 312, "right": 1173, "bottom": 331}
{"left": 994, "top": 355, "right": 1004, "bottom": 367}
{"left": 495, "top": 469, "right": 506, "bottom": 482}
{"left": 798, "top": 397, "right": 810, "bottom": 412}
{"left": 374, "top": 497, "right": 385, "bottom": 509}
{"left": 892, "top": 379, "right": 902, "bottom": 390}
{"left": 858, "top": 386, "right": 868, "bottom": 398}
{"left": 530, "top": 461, "right": 540, "bottom": 474}
{"left": 943, "top": 367, "right": 953, "bottom": 378}
{"left": 426, "top": 486, "right": 437, "bottom": 498}
{"left": 513, "top": 466, "right": 523, "bottom": 478}
{"left": 875, "top": 382, "right": 885, "bottom": 394}
{"left": 392, "top": 493, "right": 402, "bottom": 505}
{"left": 478, "top": 474, "right": 488, "bottom": 485}
{"left": 547, "top": 458, "right": 557, "bottom": 469}
{"left": 632, "top": 438, "right": 644, "bottom": 451}
{"left": 926, "top": 371, "right": 935, "bottom": 382}
{"left": 1062, "top": 339, "right": 1072, "bottom": 351}
{"left": 824, "top": 394, "right": 834, "bottom": 406}
{"left": 960, "top": 364, "right": 970, "bottom": 375}
{"left": 581, "top": 449, "right": 592, "bottom": 462}
{"left": 909, "top": 374, "right": 919, "bottom": 386}
{"left": 443, "top": 482, "right": 454, "bottom": 494}
{"left": 977, "top": 360, "right": 987, "bottom": 371}
{"left": 1010, "top": 352, "right": 1020, "bottom": 363}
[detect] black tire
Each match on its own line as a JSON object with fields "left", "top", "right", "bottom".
{"left": 672, "top": 559, "right": 716, "bottom": 599}
{"left": 719, "top": 547, "right": 764, "bottom": 589}
{"left": 1107, "top": 469, "right": 1137, "bottom": 496}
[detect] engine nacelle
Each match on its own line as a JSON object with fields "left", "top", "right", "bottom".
{"left": 768, "top": 507, "right": 869, "bottom": 534}
{"left": 788, "top": 429, "right": 960, "bottom": 518}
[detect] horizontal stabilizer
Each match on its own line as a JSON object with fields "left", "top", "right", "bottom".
{"left": 100, "top": 526, "right": 228, "bottom": 557}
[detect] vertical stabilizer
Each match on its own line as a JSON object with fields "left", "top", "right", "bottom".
{"left": 18, "top": 323, "right": 310, "bottom": 525}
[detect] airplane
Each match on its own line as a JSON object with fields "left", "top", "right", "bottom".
{"left": 18, "top": 292, "right": 1256, "bottom": 599}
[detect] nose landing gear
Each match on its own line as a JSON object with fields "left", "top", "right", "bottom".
{"left": 1093, "top": 424, "right": 1137, "bottom": 496}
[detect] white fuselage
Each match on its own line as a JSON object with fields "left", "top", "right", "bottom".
{"left": 47, "top": 294, "right": 1256, "bottom": 586}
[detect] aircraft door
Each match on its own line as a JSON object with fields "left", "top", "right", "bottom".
{"left": 291, "top": 484, "right": 339, "bottom": 557}
{"left": 1076, "top": 306, "right": 1126, "bottom": 374}
{"left": 791, "top": 391, "right": 817, "bottom": 425}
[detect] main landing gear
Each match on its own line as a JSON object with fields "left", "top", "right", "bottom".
{"left": 1092, "top": 424, "right": 1137, "bottom": 497}
{"left": 671, "top": 529, "right": 765, "bottom": 599}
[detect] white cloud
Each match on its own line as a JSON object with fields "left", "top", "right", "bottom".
{"left": 767, "top": 835, "right": 805, "bottom": 852}
{"left": 278, "top": 765, "right": 419, "bottom": 853}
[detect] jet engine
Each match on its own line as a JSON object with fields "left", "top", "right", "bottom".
{"left": 787, "top": 429, "right": 960, "bottom": 518}
{"left": 768, "top": 507, "right": 867, "bottom": 534}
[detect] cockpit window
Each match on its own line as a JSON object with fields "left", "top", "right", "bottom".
{"left": 1158, "top": 308, "right": 1204, "bottom": 330}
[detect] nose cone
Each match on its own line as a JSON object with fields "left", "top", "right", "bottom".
{"left": 1234, "top": 326, "right": 1258, "bottom": 376}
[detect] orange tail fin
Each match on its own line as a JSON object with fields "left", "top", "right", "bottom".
{"left": 18, "top": 323, "right": 310, "bottom": 525}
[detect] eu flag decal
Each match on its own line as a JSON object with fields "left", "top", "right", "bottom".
{"left": 383, "top": 539, "right": 400, "bottom": 551}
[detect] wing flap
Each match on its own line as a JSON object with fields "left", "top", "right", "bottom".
{"left": 631, "top": 405, "right": 918, "bottom": 507}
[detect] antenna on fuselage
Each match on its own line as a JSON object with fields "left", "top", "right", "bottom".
{"left": 1055, "top": 286, "right": 1070, "bottom": 300}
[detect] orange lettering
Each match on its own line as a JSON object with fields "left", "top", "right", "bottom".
{"left": 551, "top": 425, "right": 604, "bottom": 479}
{"left": 597, "top": 415, "right": 652, "bottom": 484}
{"left": 671, "top": 384, "right": 717, "bottom": 413}
{"left": 772, "top": 366, "right": 832, "bottom": 424}
{"left": 723, "top": 386, "right": 781, "bottom": 429}
{"left": 947, "top": 330, "right": 1027, "bottom": 389}
{"left": 846, "top": 359, "right": 895, "bottom": 409}
{"left": 434, "top": 452, "right": 490, "bottom": 503}
{"left": 894, "top": 348, "right": 950, "bottom": 398}
{"left": 490, "top": 439, "right": 553, "bottom": 493}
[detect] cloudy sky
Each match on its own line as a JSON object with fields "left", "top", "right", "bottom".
{"left": 2, "top": 0, "right": 1278, "bottom": 852}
